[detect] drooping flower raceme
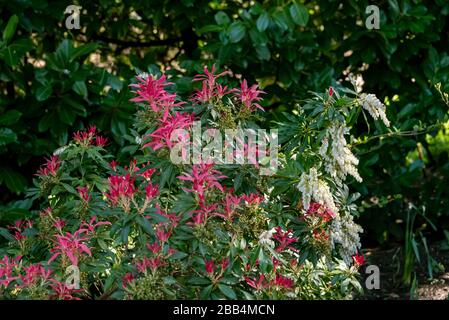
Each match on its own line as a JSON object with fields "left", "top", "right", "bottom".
{"left": 358, "top": 93, "right": 390, "bottom": 127}
{"left": 297, "top": 168, "right": 338, "bottom": 214}
{"left": 297, "top": 167, "right": 363, "bottom": 263}
{"left": 329, "top": 213, "right": 363, "bottom": 265}
{"left": 258, "top": 228, "right": 276, "bottom": 248}
{"left": 319, "top": 123, "right": 362, "bottom": 186}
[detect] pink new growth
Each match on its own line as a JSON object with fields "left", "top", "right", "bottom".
{"left": 105, "top": 174, "right": 137, "bottom": 205}
{"left": 144, "top": 112, "right": 194, "bottom": 151}
{"left": 0, "top": 255, "right": 21, "bottom": 288}
{"left": 80, "top": 216, "right": 111, "bottom": 235}
{"left": 273, "top": 227, "right": 298, "bottom": 253}
{"left": 77, "top": 186, "right": 90, "bottom": 202}
{"left": 177, "top": 164, "right": 226, "bottom": 206}
{"left": 48, "top": 229, "right": 92, "bottom": 266}
{"left": 36, "top": 155, "right": 60, "bottom": 177}
{"left": 130, "top": 74, "right": 185, "bottom": 119}
{"left": 213, "top": 193, "right": 241, "bottom": 222}
{"left": 233, "top": 79, "right": 265, "bottom": 111}
{"left": 192, "top": 65, "right": 232, "bottom": 103}
{"left": 245, "top": 274, "right": 269, "bottom": 291}
{"left": 18, "top": 263, "right": 51, "bottom": 288}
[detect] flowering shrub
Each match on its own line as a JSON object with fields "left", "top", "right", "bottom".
{"left": 0, "top": 67, "right": 390, "bottom": 300}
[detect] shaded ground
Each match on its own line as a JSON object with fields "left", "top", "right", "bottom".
{"left": 359, "top": 245, "right": 449, "bottom": 300}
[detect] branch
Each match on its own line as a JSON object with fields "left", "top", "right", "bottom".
{"left": 91, "top": 34, "right": 182, "bottom": 48}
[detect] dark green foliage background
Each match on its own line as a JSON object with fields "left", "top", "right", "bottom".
{"left": 1, "top": 0, "right": 449, "bottom": 248}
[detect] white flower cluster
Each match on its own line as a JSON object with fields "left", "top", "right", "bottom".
{"left": 347, "top": 73, "right": 364, "bottom": 93}
{"left": 329, "top": 213, "right": 363, "bottom": 265}
{"left": 297, "top": 168, "right": 338, "bottom": 214}
{"left": 258, "top": 228, "right": 276, "bottom": 248}
{"left": 319, "top": 123, "right": 362, "bottom": 186}
{"left": 53, "top": 146, "right": 68, "bottom": 156}
{"left": 358, "top": 93, "right": 390, "bottom": 127}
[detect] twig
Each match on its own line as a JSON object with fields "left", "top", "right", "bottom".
{"left": 91, "top": 34, "right": 182, "bottom": 48}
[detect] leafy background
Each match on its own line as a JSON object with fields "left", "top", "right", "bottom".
{"left": 1, "top": 0, "right": 449, "bottom": 282}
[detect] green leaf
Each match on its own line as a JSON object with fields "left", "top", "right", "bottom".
{"left": 234, "top": 173, "right": 242, "bottom": 191}
{"left": 149, "top": 208, "right": 170, "bottom": 223}
{"left": 188, "top": 277, "right": 211, "bottom": 285}
{"left": 272, "top": 9, "right": 289, "bottom": 31}
{"left": 218, "top": 284, "right": 237, "bottom": 299}
{"left": 61, "top": 183, "right": 77, "bottom": 194}
{"left": 169, "top": 251, "right": 188, "bottom": 260}
{"left": 120, "top": 224, "right": 131, "bottom": 244}
{"left": 58, "top": 105, "right": 77, "bottom": 125}
{"left": 0, "top": 167, "right": 27, "bottom": 193}
{"left": 9, "top": 38, "right": 32, "bottom": 56}
{"left": 0, "top": 227, "right": 15, "bottom": 242}
{"left": 255, "top": 45, "right": 271, "bottom": 61}
{"left": 3, "top": 15, "right": 19, "bottom": 44}
{"left": 249, "top": 29, "right": 268, "bottom": 45}
{"left": 197, "top": 25, "right": 223, "bottom": 33}
{"left": 38, "top": 112, "right": 56, "bottom": 132}
{"left": 0, "top": 206, "right": 32, "bottom": 223}
{"left": 228, "top": 22, "right": 246, "bottom": 43}
{"left": 0, "top": 110, "right": 22, "bottom": 126}
{"left": 1, "top": 25, "right": 38, "bottom": 67}
{"left": 45, "top": 52, "right": 64, "bottom": 71}
{"left": 163, "top": 276, "right": 177, "bottom": 286}
{"left": 256, "top": 12, "right": 270, "bottom": 32}
{"left": 36, "top": 85, "right": 53, "bottom": 101}
{"left": 159, "top": 162, "right": 174, "bottom": 188}
{"left": 388, "top": 0, "right": 400, "bottom": 15}
{"left": 364, "top": 153, "right": 379, "bottom": 167}
{"left": 411, "top": 237, "right": 421, "bottom": 263}
{"left": 70, "top": 43, "right": 98, "bottom": 62}
{"left": 62, "top": 96, "right": 87, "bottom": 116}
{"left": 200, "top": 284, "right": 213, "bottom": 299}
{"left": 215, "top": 11, "right": 230, "bottom": 25}
{"left": 107, "top": 75, "right": 123, "bottom": 91}
{"left": 0, "top": 46, "right": 19, "bottom": 67}
{"left": 397, "top": 103, "right": 418, "bottom": 119}
{"left": 136, "top": 215, "right": 154, "bottom": 235}
{"left": 97, "top": 238, "right": 109, "bottom": 251}
{"left": 72, "top": 81, "right": 88, "bottom": 98}
{"left": 103, "top": 274, "right": 116, "bottom": 292}
{"left": 171, "top": 193, "right": 197, "bottom": 213}
{"left": 56, "top": 39, "right": 72, "bottom": 62}
{"left": 0, "top": 128, "right": 17, "bottom": 145}
{"left": 289, "top": 3, "right": 309, "bottom": 27}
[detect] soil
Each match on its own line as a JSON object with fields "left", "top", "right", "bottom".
{"left": 359, "top": 245, "right": 449, "bottom": 300}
